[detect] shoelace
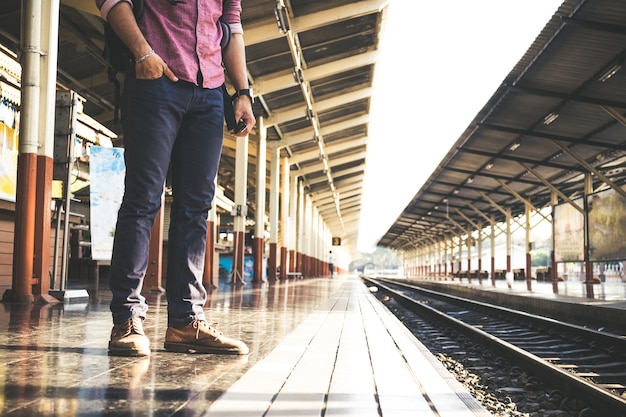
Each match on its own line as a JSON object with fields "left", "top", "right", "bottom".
{"left": 120, "top": 318, "right": 144, "bottom": 336}
{"left": 192, "top": 320, "right": 222, "bottom": 339}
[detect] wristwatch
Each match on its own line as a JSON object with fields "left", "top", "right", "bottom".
{"left": 233, "top": 88, "right": 254, "bottom": 104}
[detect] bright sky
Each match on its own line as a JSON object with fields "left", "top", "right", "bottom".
{"left": 357, "top": 0, "right": 564, "bottom": 253}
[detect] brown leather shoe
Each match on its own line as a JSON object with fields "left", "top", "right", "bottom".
{"left": 164, "top": 320, "right": 249, "bottom": 355}
{"left": 108, "top": 317, "right": 151, "bottom": 357}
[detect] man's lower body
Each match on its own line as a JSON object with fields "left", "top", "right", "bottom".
{"left": 108, "top": 75, "right": 248, "bottom": 356}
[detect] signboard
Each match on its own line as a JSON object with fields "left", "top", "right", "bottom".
{"left": 332, "top": 237, "right": 341, "bottom": 246}
{"left": 588, "top": 187, "right": 626, "bottom": 261}
{"left": 553, "top": 199, "right": 584, "bottom": 262}
{"left": 89, "top": 146, "right": 125, "bottom": 260}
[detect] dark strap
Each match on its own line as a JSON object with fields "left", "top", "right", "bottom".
{"left": 220, "top": 20, "right": 231, "bottom": 50}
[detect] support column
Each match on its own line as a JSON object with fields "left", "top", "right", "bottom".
{"left": 525, "top": 204, "right": 533, "bottom": 291}
{"left": 279, "top": 157, "right": 290, "bottom": 279}
{"left": 506, "top": 209, "right": 512, "bottom": 288}
{"left": 457, "top": 235, "right": 463, "bottom": 280}
{"left": 490, "top": 217, "right": 496, "bottom": 286}
{"left": 296, "top": 181, "right": 307, "bottom": 276}
{"left": 477, "top": 226, "right": 483, "bottom": 284}
{"left": 203, "top": 203, "right": 218, "bottom": 289}
{"left": 466, "top": 235, "right": 472, "bottom": 283}
{"left": 232, "top": 134, "right": 248, "bottom": 285}
{"left": 289, "top": 174, "right": 298, "bottom": 275}
{"left": 550, "top": 192, "right": 559, "bottom": 294}
{"left": 33, "top": 0, "right": 60, "bottom": 303}
{"left": 583, "top": 173, "right": 595, "bottom": 298}
{"left": 253, "top": 117, "right": 266, "bottom": 284}
{"left": 450, "top": 239, "right": 455, "bottom": 279}
{"left": 9, "top": 0, "right": 45, "bottom": 303}
{"left": 268, "top": 146, "right": 280, "bottom": 282}
{"left": 443, "top": 240, "right": 448, "bottom": 279}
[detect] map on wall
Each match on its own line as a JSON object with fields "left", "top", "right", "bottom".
{"left": 89, "top": 146, "right": 125, "bottom": 260}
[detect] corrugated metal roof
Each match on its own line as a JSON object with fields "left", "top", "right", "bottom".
{"left": 378, "top": 0, "right": 626, "bottom": 250}
{"left": 0, "top": 0, "right": 387, "bottom": 254}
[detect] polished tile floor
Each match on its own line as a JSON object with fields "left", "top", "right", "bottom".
{"left": 0, "top": 275, "right": 344, "bottom": 417}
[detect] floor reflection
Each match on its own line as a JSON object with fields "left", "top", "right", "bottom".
{"left": 0, "top": 276, "right": 343, "bottom": 416}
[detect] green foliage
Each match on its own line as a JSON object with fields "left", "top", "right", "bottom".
{"left": 531, "top": 251, "right": 549, "bottom": 267}
{"left": 350, "top": 246, "right": 402, "bottom": 272}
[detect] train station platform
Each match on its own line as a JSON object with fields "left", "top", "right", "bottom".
{"left": 396, "top": 275, "right": 626, "bottom": 331}
{"left": 0, "top": 275, "right": 491, "bottom": 417}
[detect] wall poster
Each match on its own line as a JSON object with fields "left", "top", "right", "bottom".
{"left": 553, "top": 199, "right": 584, "bottom": 262}
{"left": 587, "top": 187, "right": 626, "bottom": 261}
{"left": 0, "top": 99, "right": 17, "bottom": 202}
{"left": 89, "top": 146, "right": 125, "bottom": 261}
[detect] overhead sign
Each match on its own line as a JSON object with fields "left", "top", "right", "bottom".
{"left": 332, "top": 237, "right": 341, "bottom": 246}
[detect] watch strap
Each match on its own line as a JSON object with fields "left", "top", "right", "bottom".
{"left": 233, "top": 88, "right": 254, "bottom": 104}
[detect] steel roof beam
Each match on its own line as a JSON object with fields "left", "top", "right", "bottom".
{"left": 290, "top": 136, "right": 367, "bottom": 164}
{"left": 505, "top": 83, "right": 626, "bottom": 109}
{"left": 264, "top": 88, "right": 374, "bottom": 128}
{"left": 552, "top": 140, "right": 626, "bottom": 200}
{"left": 254, "top": 51, "right": 379, "bottom": 96}
{"left": 296, "top": 151, "right": 367, "bottom": 177}
{"left": 479, "top": 123, "right": 626, "bottom": 152}
{"left": 518, "top": 161, "right": 584, "bottom": 213}
{"left": 494, "top": 178, "right": 551, "bottom": 223}
{"left": 444, "top": 166, "right": 544, "bottom": 186}
{"left": 279, "top": 114, "right": 369, "bottom": 148}
{"left": 245, "top": 0, "right": 389, "bottom": 46}
{"left": 560, "top": 16, "right": 626, "bottom": 36}
{"left": 457, "top": 147, "right": 581, "bottom": 172}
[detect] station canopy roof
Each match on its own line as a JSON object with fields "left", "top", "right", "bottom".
{"left": 0, "top": 0, "right": 387, "bottom": 254}
{"left": 3, "top": 0, "right": 625, "bottom": 256}
{"left": 377, "top": 0, "right": 626, "bottom": 251}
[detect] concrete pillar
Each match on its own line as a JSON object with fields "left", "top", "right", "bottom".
{"left": 253, "top": 117, "right": 266, "bottom": 284}
{"left": 279, "top": 157, "right": 289, "bottom": 279}
{"left": 232, "top": 134, "right": 248, "bottom": 285}
{"left": 203, "top": 203, "right": 218, "bottom": 289}
{"left": 289, "top": 174, "right": 298, "bottom": 275}
{"left": 268, "top": 146, "right": 280, "bottom": 282}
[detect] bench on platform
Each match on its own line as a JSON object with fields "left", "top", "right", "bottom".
{"left": 286, "top": 272, "right": 303, "bottom": 280}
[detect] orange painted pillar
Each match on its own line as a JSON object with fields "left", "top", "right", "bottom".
{"left": 33, "top": 155, "right": 54, "bottom": 299}
{"left": 10, "top": 154, "right": 38, "bottom": 302}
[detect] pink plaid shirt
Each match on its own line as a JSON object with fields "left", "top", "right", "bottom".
{"left": 97, "top": 0, "right": 243, "bottom": 88}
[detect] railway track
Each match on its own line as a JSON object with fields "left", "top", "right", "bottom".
{"left": 362, "top": 276, "right": 626, "bottom": 417}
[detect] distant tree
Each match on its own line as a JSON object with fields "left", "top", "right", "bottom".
{"left": 531, "top": 251, "right": 549, "bottom": 267}
{"left": 350, "top": 246, "right": 402, "bottom": 272}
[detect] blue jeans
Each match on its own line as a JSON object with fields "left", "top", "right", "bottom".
{"left": 109, "top": 74, "right": 224, "bottom": 328}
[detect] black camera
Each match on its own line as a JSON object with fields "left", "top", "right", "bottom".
{"left": 234, "top": 119, "right": 247, "bottom": 133}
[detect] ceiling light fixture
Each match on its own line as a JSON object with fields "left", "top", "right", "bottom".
{"left": 543, "top": 112, "right": 559, "bottom": 125}
{"left": 485, "top": 160, "right": 494, "bottom": 170}
{"left": 599, "top": 64, "right": 622, "bottom": 82}
{"left": 509, "top": 140, "right": 521, "bottom": 151}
